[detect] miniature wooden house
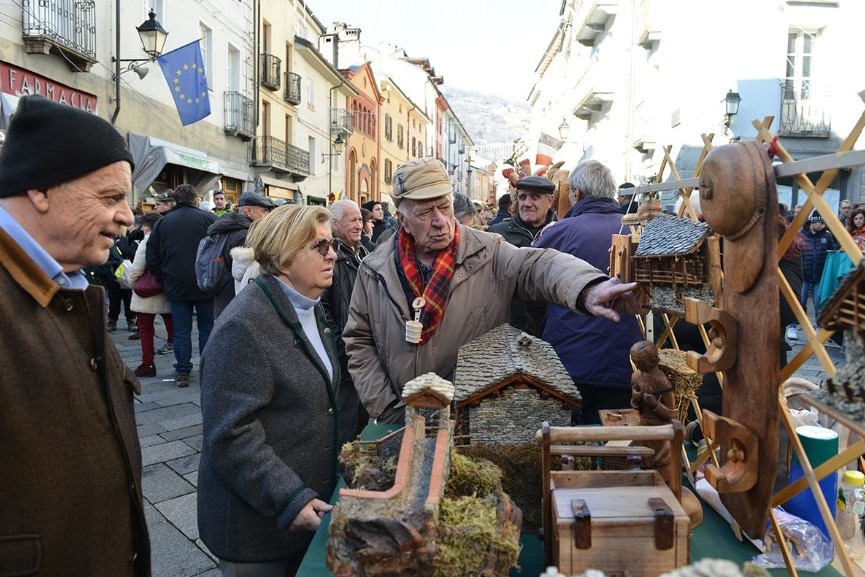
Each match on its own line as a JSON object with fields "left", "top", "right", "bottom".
{"left": 453, "top": 324, "right": 581, "bottom": 446}
{"left": 633, "top": 214, "right": 714, "bottom": 314}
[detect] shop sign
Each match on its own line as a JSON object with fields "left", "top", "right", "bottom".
{"left": 1, "top": 61, "right": 98, "bottom": 113}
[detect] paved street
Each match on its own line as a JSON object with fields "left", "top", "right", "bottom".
{"left": 109, "top": 314, "right": 846, "bottom": 577}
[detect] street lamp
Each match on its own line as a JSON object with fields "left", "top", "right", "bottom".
{"left": 112, "top": 9, "right": 169, "bottom": 123}
{"left": 321, "top": 134, "right": 345, "bottom": 163}
{"left": 558, "top": 118, "right": 571, "bottom": 140}
{"left": 115, "top": 10, "right": 169, "bottom": 78}
{"left": 722, "top": 90, "right": 741, "bottom": 134}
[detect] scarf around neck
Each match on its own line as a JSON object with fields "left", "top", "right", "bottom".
{"left": 397, "top": 225, "right": 460, "bottom": 344}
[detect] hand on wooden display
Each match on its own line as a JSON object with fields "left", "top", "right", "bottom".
{"left": 582, "top": 278, "right": 640, "bottom": 322}
{"left": 290, "top": 498, "right": 334, "bottom": 532}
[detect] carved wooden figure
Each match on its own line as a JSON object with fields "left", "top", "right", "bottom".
{"left": 692, "top": 140, "right": 779, "bottom": 539}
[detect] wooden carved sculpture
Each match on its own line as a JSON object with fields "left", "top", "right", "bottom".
{"left": 630, "top": 341, "right": 676, "bottom": 490}
{"left": 693, "top": 140, "right": 779, "bottom": 539}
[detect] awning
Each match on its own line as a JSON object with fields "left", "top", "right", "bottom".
{"left": 128, "top": 132, "right": 224, "bottom": 192}
{"left": 0, "top": 93, "right": 20, "bottom": 129}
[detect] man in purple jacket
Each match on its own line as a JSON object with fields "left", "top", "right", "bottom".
{"left": 535, "top": 160, "right": 644, "bottom": 425}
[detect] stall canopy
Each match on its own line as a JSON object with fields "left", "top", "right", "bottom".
{"left": 0, "top": 93, "right": 20, "bottom": 129}
{"left": 128, "top": 132, "right": 224, "bottom": 192}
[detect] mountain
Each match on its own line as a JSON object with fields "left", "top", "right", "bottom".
{"left": 441, "top": 87, "right": 531, "bottom": 146}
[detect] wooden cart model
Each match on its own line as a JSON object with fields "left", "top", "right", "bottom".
{"left": 537, "top": 422, "right": 689, "bottom": 577}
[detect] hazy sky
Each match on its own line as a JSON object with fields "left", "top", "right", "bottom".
{"left": 307, "top": 0, "right": 563, "bottom": 99}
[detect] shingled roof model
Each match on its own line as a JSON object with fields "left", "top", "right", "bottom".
{"left": 817, "top": 260, "right": 865, "bottom": 332}
{"left": 453, "top": 324, "right": 580, "bottom": 405}
{"left": 634, "top": 214, "right": 710, "bottom": 258}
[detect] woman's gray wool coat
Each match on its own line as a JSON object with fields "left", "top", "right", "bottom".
{"left": 197, "top": 273, "right": 340, "bottom": 562}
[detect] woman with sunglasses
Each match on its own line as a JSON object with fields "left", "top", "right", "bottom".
{"left": 197, "top": 204, "right": 339, "bottom": 577}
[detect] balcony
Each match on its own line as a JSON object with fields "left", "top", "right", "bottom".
{"left": 21, "top": 0, "right": 97, "bottom": 71}
{"left": 284, "top": 72, "right": 301, "bottom": 105}
{"left": 573, "top": 88, "right": 614, "bottom": 119}
{"left": 250, "top": 136, "right": 311, "bottom": 181}
{"left": 223, "top": 91, "right": 255, "bottom": 141}
{"left": 778, "top": 83, "right": 831, "bottom": 137}
{"left": 638, "top": 0, "right": 662, "bottom": 48}
{"left": 574, "top": 0, "right": 617, "bottom": 46}
{"left": 330, "top": 108, "right": 353, "bottom": 133}
{"left": 260, "top": 53, "right": 281, "bottom": 91}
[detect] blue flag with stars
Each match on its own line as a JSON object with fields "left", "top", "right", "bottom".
{"left": 157, "top": 40, "right": 211, "bottom": 126}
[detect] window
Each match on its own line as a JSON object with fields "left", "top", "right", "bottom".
{"left": 200, "top": 24, "right": 213, "bottom": 88}
{"left": 309, "top": 136, "right": 316, "bottom": 174}
{"left": 384, "top": 159, "right": 392, "bottom": 184}
{"left": 384, "top": 114, "right": 393, "bottom": 141}
{"left": 145, "top": 1, "right": 166, "bottom": 25}
{"left": 306, "top": 77, "right": 315, "bottom": 110}
{"left": 397, "top": 125, "right": 404, "bottom": 149}
{"left": 227, "top": 45, "right": 240, "bottom": 91}
{"left": 785, "top": 28, "right": 818, "bottom": 100}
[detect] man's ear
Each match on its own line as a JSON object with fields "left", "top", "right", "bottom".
{"left": 26, "top": 188, "right": 51, "bottom": 214}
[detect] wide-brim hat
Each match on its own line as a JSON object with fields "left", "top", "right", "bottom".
{"left": 238, "top": 191, "right": 278, "bottom": 209}
{"left": 391, "top": 158, "right": 453, "bottom": 205}
{"left": 698, "top": 140, "right": 773, "bottom": 294}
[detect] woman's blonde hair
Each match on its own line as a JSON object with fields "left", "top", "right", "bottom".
{"left": 246, "top": 204, "right": 331, "bottom": 274}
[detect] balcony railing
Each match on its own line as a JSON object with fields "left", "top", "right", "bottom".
{"left": 260, "top": 53, "right": 281, "bottom": 91}
{"left": 778, "top": 83, "right": 831, "bottom": 137}
{"left": 330, "top": 108, "right": 353, "bottom": 133}
{"left": 283, "top": 72, "right": 301, "bottom": 105}
{"left": 251, "top": 136, "right": 310, "bottom": 177}
{"left": 22, "top": 0, "right": 97, "bottom": 71}
{"left": 223, "top": 91, "right": 255, "bottom": 141}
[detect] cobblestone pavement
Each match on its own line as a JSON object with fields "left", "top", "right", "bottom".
{"left": 109, "top": 315, "right": 844, "bottom": 577}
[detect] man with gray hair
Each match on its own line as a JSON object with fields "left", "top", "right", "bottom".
{"left": 344, "top": 157, "right": 640, "bottom": 424}
{"left": 534, "top": 159, "right": 643, "bottom": 425}
{"left": 322, "top": 199, "right": 374, "bottom": 445}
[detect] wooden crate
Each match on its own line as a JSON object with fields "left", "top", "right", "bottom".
{"left": 552, "top": 471, "right": 689, "bottom": 577}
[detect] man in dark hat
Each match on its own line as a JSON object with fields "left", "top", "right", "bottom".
{"left": 147, "top": 183, "right": 218, "bottom": 387}
{"left": 205, "top": 191, "right": 277, "bottom": 317}
{"left": 154, "top": 189, "right": 176, "bottom": 214}
{"left": 488, "top": 175, "right": 558, "bottom": 335}
{"left": 0, "top": 96, "right": 150, "bottom": 575}
{"left": 344, "top": 157, "right": 639, "bottom": 424}
{"left": 488, "top": 193, "right": 514, "bottom": 227}
{"left": 797, "top": 211, "right": 837, "bottom": 317}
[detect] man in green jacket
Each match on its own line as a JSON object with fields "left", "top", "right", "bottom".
{"left": 0, "top": 96, "right": 150, "bottom": 576}
{"left": 344, "top": 157, "right": 639, "bottom": 424}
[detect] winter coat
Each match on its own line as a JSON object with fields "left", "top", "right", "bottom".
{"left": 146, "top": 202, "right": 217, "bottom": 301}
{"left": 322, "top": 239, "right": 371, "bottom": 372}
{"left": 0, "top": 228, "right": 150, "bottom": 577}
{"left": 205, "top": 211, "right": 253, "bottom": 316}
{"left": 798, "top": 225, "right": 837, "bottom": 282}
{"left": 343, "top": 224, "right": 608, "bottom": 422}
{"left": 124, "top": 232, "right": 171, "bottom": 315}
{"left": 230, "top": 245, "right": 260, "bottom": 296}
{"left": 535, "top": 197, "right": 643, "bottom": 389}
{"left": 488, "top": 210, "right": 557, "bottom": 335}
{"left": 197, "top": 274, "right": 339, "bottom": 562}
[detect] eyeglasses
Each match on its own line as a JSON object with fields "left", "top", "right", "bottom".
{"left": 311, "top": 238, "right": 332, "bottom": 257}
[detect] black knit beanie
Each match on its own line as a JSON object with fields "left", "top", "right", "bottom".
{"left": 0, "top": 95, "right": 134, "bottom": 198}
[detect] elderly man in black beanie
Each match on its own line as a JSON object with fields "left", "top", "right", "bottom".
{"left": 0, "top": 96, "right": 150, "bottom": 575}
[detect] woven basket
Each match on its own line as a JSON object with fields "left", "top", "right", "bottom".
{"left": 657, "top": 348, "right": 704, "bottom": 423}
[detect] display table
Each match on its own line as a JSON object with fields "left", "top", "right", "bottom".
{"left": 296, "top": 425, "right": 841, "bottom": 577}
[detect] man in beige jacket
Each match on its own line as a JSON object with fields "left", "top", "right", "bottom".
{"left": 344, "top": 157, "right": 639, "bottom": 424}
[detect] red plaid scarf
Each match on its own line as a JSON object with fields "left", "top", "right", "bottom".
{"left": 397, "top": 225, "right": 460, "bottom": 344}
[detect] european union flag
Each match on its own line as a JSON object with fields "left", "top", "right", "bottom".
{"left": 157, "top": 40, "right": 211, "bottom": 126}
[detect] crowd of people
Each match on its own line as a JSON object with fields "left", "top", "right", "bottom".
{"left": 5, "top": 96, "right": 865, "bottom": 577}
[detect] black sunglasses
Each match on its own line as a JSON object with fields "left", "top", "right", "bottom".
{"left": 311, "top": 238, "right": 332, "bottom": 257}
